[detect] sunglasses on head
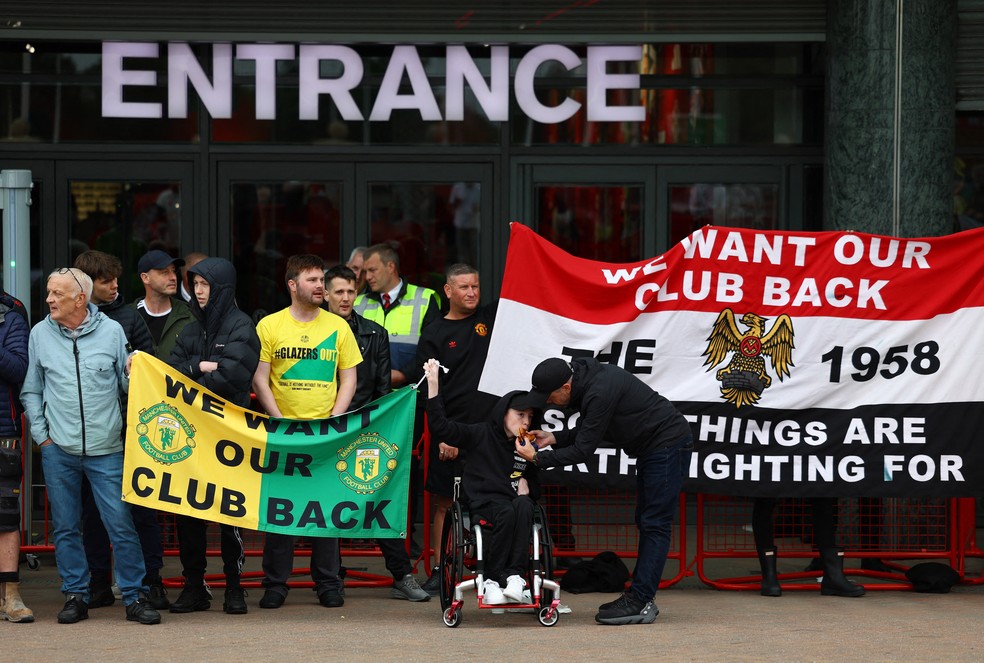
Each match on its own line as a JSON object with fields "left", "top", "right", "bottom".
{"left": 55, "top": 268, "right": 84, "bottom": 295}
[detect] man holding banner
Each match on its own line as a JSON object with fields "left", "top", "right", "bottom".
{"left": 517, "top": 357, "right": 692, "bottom": 626}
{"left": 324, "top": 264, "right": 430, "bottom": 602}
{"left": 167, "top": 257, "right": 260, "bottom": 615}
{"left": 252, "top": 254, "right": 362, "bottom": 609}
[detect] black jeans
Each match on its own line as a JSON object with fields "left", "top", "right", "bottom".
{"left": 473, "top": 495, "right": 535, "bottom": 586}
{"left": 176, "top": 515, "right": 245, "bottom": 587}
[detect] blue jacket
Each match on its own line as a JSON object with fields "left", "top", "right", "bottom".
{"left": 0, "top": 295, "right": 29, "bottom": 438}
{"left": 21, "top": 303, "right": 130, "bottom": 455}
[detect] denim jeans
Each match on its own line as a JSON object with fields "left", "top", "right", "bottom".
{"left": 41, "top": 444, "right": 148, "bottom": 604}
{"left": 628, "top": 436, "right": 693, "bottom": 603}
{"left": 82, "top": 477, "right": 164, "bottom": 580}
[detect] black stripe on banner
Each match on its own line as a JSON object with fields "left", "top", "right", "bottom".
{"left": 537, "top": 401, "right": 984, "bottom": 497}
{"left": 679, "top": 401, "right": 984, "bottom": 497}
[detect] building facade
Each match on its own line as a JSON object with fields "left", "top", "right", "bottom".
{"left": 0, "top": 0, "right": 976, "bottom": 322}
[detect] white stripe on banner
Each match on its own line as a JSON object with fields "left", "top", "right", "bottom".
{"left": 481, "top": 299, "right": 984, "bottom": 410}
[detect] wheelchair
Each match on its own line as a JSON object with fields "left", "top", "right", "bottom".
{"left": 438, "top": 480, "right": 562, "bottom": 628}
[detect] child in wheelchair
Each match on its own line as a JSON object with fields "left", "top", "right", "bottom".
{"left": 422, "top": 358, "right": 542, "bottom": 605}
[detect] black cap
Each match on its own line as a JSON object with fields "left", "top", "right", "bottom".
{"left": 528, "top": 358, "right": 573, "bottom": 408}
{"left": 508, "top": 391, "right": 544, "bottom": 412}
{"left": 137, "top": 250, "right": 184, "bottom": 275}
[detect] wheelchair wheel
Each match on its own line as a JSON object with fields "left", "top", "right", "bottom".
{"left": 532, "top": 504, "right": 555, "bottom": 603}
{"left": 439, "top": 501, "right": 465, "bottom": 611}
{"left": 443, "top": 606, "right": 463, "bottom": 628}
{"left": 538, "top": 605, "right": 559, "bottom": 627}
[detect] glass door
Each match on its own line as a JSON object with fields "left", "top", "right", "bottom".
{"left": 218, "top": 162, "right": 352, "bottom": 321}
{"left": 56, "top": 161, "right": 195, "bottom": 304}
{"left": 519, "top": 162, "right": 790, "bottom": 259}
{"left": 516, "top": 162, "right": 656, "bottom": 261}
{"left": 356, "top": 163, "right": 497, "bottom": 296}
{"left": 657, "top": 165, "right": 787, "bottom": 248}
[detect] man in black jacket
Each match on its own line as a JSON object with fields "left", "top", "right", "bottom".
{"left": 517, "top": 357, "right": 693, "bottom": 626}
{"left": 324, "top": 265, "right": 429, "bottom": 602}
{"left": 73, "top": 250, "right": 167, "bottom": 610}
{"left": 167, "top": 257, "right": 260, "bottom": 615}
{"left": 403, "top": 264, "right": 498, "bottom": 594}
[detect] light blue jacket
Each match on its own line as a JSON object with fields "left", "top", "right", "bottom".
{"left": 21, "top": 303, "right": 130, "bottom": 456}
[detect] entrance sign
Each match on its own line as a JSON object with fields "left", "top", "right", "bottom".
{"left": 102, "top": 42, "right": 645, "bottom": 123}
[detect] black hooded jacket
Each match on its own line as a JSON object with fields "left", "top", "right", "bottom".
{"left": 168, "top": 257, "right": 260, "bottom": 408}
{"left": 425, "top": 389, "right": 540, "bottom": 507}
{"left": 536, "top": 357, "right": 692, "bottom": 470}
{"left": 98, "top": 293, "right": 154, "bottom": 353}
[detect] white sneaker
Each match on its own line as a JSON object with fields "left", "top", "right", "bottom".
{"left": 502, "top": 575, "right": 527, "bottom": 603}
{"left": 482, "top": 580, "right": 506, "bottom": 605}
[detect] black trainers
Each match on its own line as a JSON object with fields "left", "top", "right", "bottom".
{"left": 598, "top": 591, "right": 631, "bottom": 611}
{"left": 87, "top": 582, "right": 115, "bottom": 609}
{"left": 168, "top": 582, "right": 212, "bottom": 613}
{"left": 259, "top": 589, "right": 285, "bottom": 609}
{"left": 125, "top": 597, "right": 161, "bottom": 625}
{"left": 595, "top": 592, "right": 659, "bottom": 625}
{"left": 57, "top": 594, "right": 89, "bottom": 624}
{"left": 223, "top": 587, "right": 248, "bottom": 614}
{"left": 147, "top": 577, "right": 170, "bottom": 610}
{"left": 420, "top": 566, "right": 441, "bottom": 597}
{"left": 319, "top": 589, "right": 344, "bottom": 608}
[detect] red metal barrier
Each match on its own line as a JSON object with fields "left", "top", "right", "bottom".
{"left": 695, "top": 494, "right": 958, "bottom": 592}
{"left": 955, "top": 497, "right": 984, "bottom": 584}
{"left": 157, "top": 520, "right": 403, "bottom": 589}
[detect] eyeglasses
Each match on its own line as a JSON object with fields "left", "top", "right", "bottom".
{"left": 55, "top": 268, "right": 85, "bottom": 296}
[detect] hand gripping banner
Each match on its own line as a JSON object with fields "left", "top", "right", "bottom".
{"left": 124, "top": 353, "right": 416, "bottom": 537}
{"left": 479, "top": 223, "right": 984, "bottom": 497}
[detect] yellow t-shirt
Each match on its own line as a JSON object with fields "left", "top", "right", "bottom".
{"left": 256, "top": 308, "right": 363, "bottom": 419}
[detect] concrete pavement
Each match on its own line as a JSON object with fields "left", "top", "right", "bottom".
{"left": 5, "top": 550, "right": 983, "bottom": 662}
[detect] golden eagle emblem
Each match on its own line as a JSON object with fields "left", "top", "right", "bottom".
{"left": 702, "top": 309, "right": 795, "bottom": 408}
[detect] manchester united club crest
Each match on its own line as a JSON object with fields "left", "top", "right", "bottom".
{"left": 702, "top": 309, "right": 795, "bottom": 408}
{"left": 474, "top": 322, "right": 489, "bottom": 337}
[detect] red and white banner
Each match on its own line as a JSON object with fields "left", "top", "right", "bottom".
{"left": 481, "top": 223, "right": 984, "bottom": 497}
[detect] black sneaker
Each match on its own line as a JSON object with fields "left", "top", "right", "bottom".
{"left": 420, "top": 566, "right": 441, "bottom": 597}
{"left": 598, "top": 591, "right": 632, "bottom": 611}
{"left": 87, "top": 582, "right": 115, "bottom": 609}
{"left": 594, "top": 592, "right": 659, "bottom": 625}
{"left": 319, "top": 589, "right": 344, "bottom": 608}
{"left": 223, "top": 587, "right": 248, "bottom": 614}
{"left": 57, "top": 594, "right": 89, "bottom": 624}
{"left": 125, "top": 597, "right": 161, "bottom": 625}
{"left": 259, "top": 589, "right": 286, "bottom": 609}
{"left": 168, "top": 582, "right": 212, "bottom": 613}
{"left": 147, "top": 577, "right": 170, "bottom": 611}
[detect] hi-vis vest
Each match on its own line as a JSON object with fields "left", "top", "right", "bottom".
{"left": 354, "top": 283, "right": 437, "bottom": 371}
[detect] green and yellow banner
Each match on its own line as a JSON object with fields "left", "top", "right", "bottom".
{"left": 123, "top": 353, "right": 416, "bottom": 538}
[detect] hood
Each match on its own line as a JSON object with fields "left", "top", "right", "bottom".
{"left": 488, "top": 389, "right": 539, "bottom": 442}
{"left": 187, "top": 257, "right": 238, "bottom": 327}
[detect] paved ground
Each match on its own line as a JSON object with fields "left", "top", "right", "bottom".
{"left": 5, "top": 550, "right": 983, "bottom": 662}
